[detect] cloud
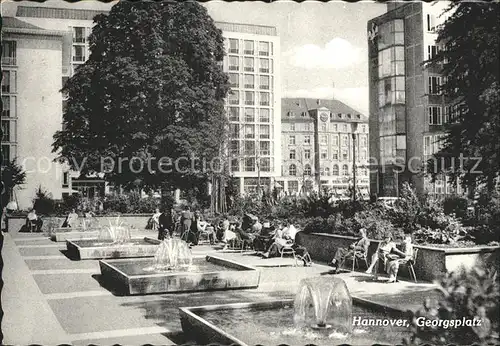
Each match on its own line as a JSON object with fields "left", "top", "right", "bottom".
{"left": 285, "top": 38, "right": 364, "bottom": 69}
{"left": 284, "top": 86, "right": 369, "bottom": 115}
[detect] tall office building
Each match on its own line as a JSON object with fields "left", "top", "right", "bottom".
{"left": 219, "top": 22, "right": 281, "bottom": 194}
{"left": 280, "top": 98, "right": 369, "bottom": 198}
{"left": 367, "top": 1, "right": 461, "bottom": 197}
{"left": 1, "top": 4, "right": 280, "bottom": 208}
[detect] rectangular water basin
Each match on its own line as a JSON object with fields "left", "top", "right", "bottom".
{"left": 99, "top": 256, "right": 260, "bottom": 295}
{"left": 179, "top": 298, "right": 410, "bottom": 346}
{"left": 66, "top": 238, "right": 158, "bottom": 260}
{"left": 52, "top": 230, "right": 100, "bottom": 242}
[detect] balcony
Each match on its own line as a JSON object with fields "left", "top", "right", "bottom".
{"left": 259, "top": 85, "right": 269, "bottom": 90}
{"left": 229, "top": 99, "right": 239, "bottom": 105}
{"left": 259, "top": 68, "right": 269, "bottom": 73}
{"left": 73, "top": 55, "right": 85, "bottom": 62}
{"left": 244, "top": 67, "right": 254, "bottom": 72}
{"left": 244, "top": 84, "right": 254, "bottom": 89}
{"left": 260, "top": 150, "right": 270, "bottom": 156}
{"left": 259, "top": 51, "right": 269, "bottom": 56}
{"left": 260, "top": 134, "right": 270, "bottom": 139}
{"left": 230, "top": 83, "right": 239, "bottom": 88}
{"left": 229, "top": 48, "right": 239, "bottom": 54}
{"left": 73, "top": 37, "right": 86, "bottom": 44}
{"left": 244, "top": 50, "right": 254, "bottom": 55}
{"left": 228, "top": 65, "right": 239, "bottom": 71}
{"left": 244, "top": 100, "right": 254, "bottom": 105}
{"left": 260, "top": 101, "right": 270, "bottom": 106}
{"left": 2, "top": 57, "right": 16, "bottom": 66}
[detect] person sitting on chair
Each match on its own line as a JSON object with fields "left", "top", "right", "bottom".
{"left": 234, "top": 214, "right": 262, "bottom": 247}
{"left": 150, "top": 208, "right": 161, "bottom": 232}
{"left": 365, "top": 234, "right": 406, "bottom": 281}
{"left": 26, "top": 209, "right": 43, "bottom": 232}
{"left": 158, "top": 206, "right": 174, "bottom": 241}
{"left": 386, "top": 235, "right": 414, "bottom": 283}
{"left": 62, "top": 209, "right": 79, "bottom": 228}
{"left": 329, "top": 228, "right": 370, "bottom": 274}
{"left": 253, "top": 222, "right": 277, "bottom": 252}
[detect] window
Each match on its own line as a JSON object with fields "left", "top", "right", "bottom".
{"left": 287, "top": 111, "right": 295, "bottom": 117}
{"left": 260, "top": 158, "right": 270, "bottom": 172}
{"left": 288, "top": 180, "right": 299, "bottom": 193}
{"left": 229, "top": 73, "right": 239, "bottom": 88}
{"left": 304, "top": 164, "right": 312, "bottom": 176}
{"left": 289, "top": 123, "right": 295, "bottom": 131}
{"left": 244, "top": 74, "right": 254, "bottom": 88}
{"left": 230, "top": 158, "right": 239, "bottom": 172}
{"left": 342, "top": 164, "right": 349, "bottom": 176}
{"left": 229, "top": 141, "right": 239, "bottom": 155}
{"left": 332, "top": 164, "right": 339, "bottom": 176}
{"left": 260, "top": 92, "right": 270, "bottom": 106}
{"left": 333, "top": 124, "right": 338, "bottom": 132}
{"left": 324, "top": 167, "right": 330, "bottom": 176}
{"left": 72, "top": 45, "right": 86, "bottom": 62}
{"left": 244, "top": 140, "right": 255, "bottom": 155}
{"left": 427, "top": 14, "right": 437, "bottom": 32}
{"left": 229, "top": 90, "right": 239, "bottom": 105}
{"left": 360, "top": 136, "right": 367, "bottom": 147}
{"left": 321, "top": 150, "right": 327, "bottom": 159}
{"left": 73, "top": 27, "right": 86, "bottom": 43}
{"left": 259, "top": 58, "right": 270, "bottom": 73}
{"left": 342, "top": 149, "right": 348, "bottom": 161}
{"left": 321, "top": 123, "right": 327, "bottom": 132}
{"left": 2, "top": 41, "right": 16, "bottom": 65}
{"left": 304, "top": 123, "right": 311, "bottom": 131}
{"left": 244, "top": 158, "right": 256, "bottom": 172}
{"left": 289, "top": 136, "right": 295, "bottom": 145}
{"left": 244, "top": 40, "right": 254, "bottom": 55}
{"left": 259, "top": 141, "right": 270, "bottom": 156}
{"left": 289, "top": 164, "right": 297, "bottom": 176}
{"left": 428, "top": 76, "right": 442, "bottom": 94}
{"left": 304, "top": 149, "right": 311, "bottom": 159}
{"left": 304, "top": 135, "right": 311, "bottom": 145}
{"left": 1, "top": 145, "right": 10, "bottom": 162}
{"left": 259, "top": 75, "right": 270, "bottom": 90}
{"left": 289, "top": 149, "right": 296, "bottom": 160}
{"left": 427, "top": 45, "right": 439, "bottom": 60}
{"left": 332, "top": 150, "right": 339, "bottom": 160}
{"left": 1, "top": 71, "right": 14, "bottom": 93}
{"left": 361, "top": 149, "right": 367, "bottom": 161}
{"left": 244, "top": 57, "right": 254, "bottom": 72}
{"left": 63, "top": 172, "right": 70, "bottom": 188}
{"left": 229, "top": 107, "right": 239, "bottom": 121}
{"left": 2, "top": 96, "right": 10, "bottom": 117}
{"left": 229, "top": 124, "right": 240, "bottom": 138}
{"left": 332, "top": 135, "right": 339, "bottom": 147}
{"left": 244, "top": 91, "right": 254, "bottom": 105}
{"left": 244, "top": 108, "right": 255, "bottom": 122}
{"left": 259, "top": 41, "right": 270, "bottom": 56}
{"left": 301, "top": 112, "right": 308, "bottom": 117}
{"left": 259, "top": 125, "right": 270, "bottom": 139}
{"left": 229, "top": 56, "right": 239, "bottom": 71}
{"left": 428, "top": 106, "right": 442, "bottom": 125}
{"left": 343, "top": 124, "right": 348, "bottom": 132}
{"left": 320, "top": 135, "right": 327, "bottom": 145}
{"left": 229, "top": 39, "right": 239, "bottom": 53}
{"left": 1, "top": 120, "right": 10, "bottom": 141}
{"left": 259, "top": 109, "right": 270, "bottom": 123}
{"left": 341, "top": 134, "right": 348, "bottom": 147}
{"left": 244, "top": 124, "right": 255, "bottom": 138}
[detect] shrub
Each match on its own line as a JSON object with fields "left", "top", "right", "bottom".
{"left": 300, "top": 192, "right": 336, "bottom": 218}
{"left": 443, "top": 196, "right": 469, "bottom": 219}
{"left": 32, "top": 186, "right": 55, "bottom": 215}
{"left": 405, "top": 266, "right": 499, "bottom": 345}
{"left": 103, "top": 194, "right": 131, "bottom": 213}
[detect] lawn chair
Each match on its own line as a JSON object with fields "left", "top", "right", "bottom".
{"left": 198, "top": 226, "right": 215, "bottom": 245}
{"left": 400, "top": 248, "right": 418, "bottom": 283}
{"left": 27, "top": 220, "right": 37, "bottom": 233}
{"left": 351, "top": 249, "right": 369, "bottom": 271}
{"left": 280, "top": 243, "right": 298, "bottom": 266}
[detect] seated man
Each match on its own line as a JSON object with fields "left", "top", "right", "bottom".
{"left": 253, "top": 222, "right": 277, "bottom": 252}
{"left": 329, "top": 228, "right": 370, "bottom": 273}
{"left": 262, "top": 224, "right": 312, "bottom": 267}
{"left": 365, "top": 234, "right": 406, "bottom": 281}
{"left": 62, "top": 209, "right": 79, "bottom": 228}
{"left": 26, "top": 209, "right": 43, "bottom": 232}
{"left": 235, "top": 214, "right": 262, "bottom": 244}
{"left": 386, "top": 235, "right": 414, "bottom": 283}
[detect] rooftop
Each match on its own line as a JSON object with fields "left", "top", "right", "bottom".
{"left": 282, "top": 98, "right": 368, "bottom": 122}
{"left": 16, "top": 6, "right": 108, "bottom": 21}
{"left": 2, "top": 16, "right": 45, "bottom": 30}
{"left": 215, "top": 21, "right": 277, "bottom": 36}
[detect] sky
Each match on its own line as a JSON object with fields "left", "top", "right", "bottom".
{"left": 2, "top": 0, "right": 387, "bottom": 114}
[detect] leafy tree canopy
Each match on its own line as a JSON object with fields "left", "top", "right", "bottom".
{"left": 53, "top": 2, "right": 230, "bottom": 192}
{"left": 1, "top": 159, "right": 26, "bottom": 193}
{"left": 427, "top": 2, "right": 500, "bottom": 191}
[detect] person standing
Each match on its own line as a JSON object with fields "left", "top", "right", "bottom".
{"left": 180, "top": 206, "right": 192, "bottom": 241}
{"left": 158, "top": 206, "right": 174, "bottom": 241}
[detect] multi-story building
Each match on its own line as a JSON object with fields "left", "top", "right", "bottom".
{"left": 367, "top": 1, "right": 461, "bottom": 197}
{"left": 219, "top": 22, "right": 281, "bottom": 194}
{"left": 2, "top": 5, "right": 280, "bottom": 208}
{"left": 279, "top": 98, "right": 370, "bottom": 198}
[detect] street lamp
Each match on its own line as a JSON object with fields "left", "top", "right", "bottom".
{"left": 351, "top": 122, "right": 359, "bottom": 202}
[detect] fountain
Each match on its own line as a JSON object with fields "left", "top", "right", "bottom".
{"left": 179, "top": 277, "right": 410, "bottom": 345}
{"left": 66, "top": 217, "right": 158, "bottom": 260}
{"left": 99, "top": 238, "right": 260, "bottom": 295}
{"left": 51, "top": 216, "right": 101, "bottom": 242}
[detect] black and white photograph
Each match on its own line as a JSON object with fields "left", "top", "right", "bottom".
{"left": 0, "top": 0, "right": 499, "bottom": 345}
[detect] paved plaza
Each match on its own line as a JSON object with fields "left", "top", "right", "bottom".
{"left": 2, "top": 229, "right": 439, "bottom": 345}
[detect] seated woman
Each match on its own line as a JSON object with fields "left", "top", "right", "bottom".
{"left": 253, "top": 222, "right": 277, "bottom": 252}
{"left": 26, "top": 209, "right": 43, "bottom": 232}
{"left": 365, "top": 234, "right": 406, "bottom": 281}
{"left": 386, "top": 235, "right": 414, "bottom": 283}
{"left": 329, "top": 228, "right": 370, "bottom": 273}
{"left": 261, "top": 225, "right": 312, "bottom": 267}
{"left": 61, "top": 209, "right": 79, "bottom": 228}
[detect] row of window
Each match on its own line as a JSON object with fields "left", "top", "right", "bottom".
{"left": 228, "top": 140, "right": 272, "bottom": 157}
{"left": 227, "top": 39, "right": 273, "bottom": 56}
{"left": 2, "top": 41, "right": 16, "bottom": 65}
{"left": 228, "top": 56, "right": 273, "bottom": 73}
{"left": 230, "top": 157, "right": 272, "bottom": 172}
{"left": 1, "top": 119, "right": 16, "bottom": 143}
{"left": 423, "top": 134, "right": 446, "bottom": 156}
{"left": 288, "top": 148, "right": 368, "bottom": 161}
{"left": 1, "top": 96, "right": 15, "bottom": 118}
{"left": 287, "top": 164, "right": 369, "bottom": 177}
{"left": 428, "top": 105, "right": 460, "bottom": 125}
{"left": 1, "top": 70, "right": 17, "bottom": 94}
{"left": 288, "top": 134, "right": 368, "bottom": 147}
{"left": 229, "top": 73, "right": 272, "bottom": 90}
{"left": 286, "top": 122, "right": 368, "bottom": 133}
{"left": 286, "top": 111, "right": 363, "bottom": 121}
{"left": 229, "top": 124, "right": 272, "bottom": 139}
{"left": 228, "top": 91, "right": 272, "bottom": 106}
{"left": 228, "top": 107, "right": 272, "bottom": 123}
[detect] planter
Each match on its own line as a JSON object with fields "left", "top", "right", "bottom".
{"left": 52, "top": 230, "right": 100, "bottom": 242}
{"left": 296, "top": 232, "right": 500, "bottom": 281}
{"left": 66, "top": 238, "right": 159, "bottom": 260}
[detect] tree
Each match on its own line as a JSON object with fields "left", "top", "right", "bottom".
{"left": 1, "top": 159, "right": 26, "bottom": 202}
{"left": 426, "top": 2, "right": 500, "bottom": 192}
{"left": 53, "top": 2, "right": 230, "bottom": 193}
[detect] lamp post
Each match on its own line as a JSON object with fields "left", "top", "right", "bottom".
{"left": 351, "top": 122, "right": 359, "bottom": 202}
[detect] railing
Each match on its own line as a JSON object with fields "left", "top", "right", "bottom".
{"left": 2, "top": 57, "right": 16, "bottom": 66}
{"left": 230, "top": 83, "right": 239, "bottom": 88}
{"left": 244, "top": 50, "right": 254, "bottom": 55}
{"left": 259, "top": 68, "right": 269, "bottom": 73}
{"left": 72, "top": 56, "right": 85, "bottom": 62}
{"left": 73, "top": 37, "right": 86, "bottom": 43}
{"left": 259, "top": 85, "right": 269, "bottom": 90}
{"left": 260, "top": 101, "right": 270, "bottom": 106}
{"left": 244, "top": 67, "right": 254, "bottom": 72}
{"left": 244, "top": 84, "right": 254, "bottom": 88}
{"left": 229, "top": 48, "right": 239, "bottom": 54}
{"left": 228, "top": 99, "right": 239, "bottom": 105}
{"left": 259, "top": 51, "right": 269, "bottom": 56}
{"left": 229, "top": 66, "right": 239, "bottom": 71}
{"left": 244, "top": 100, "right": 254, "bottom": 105}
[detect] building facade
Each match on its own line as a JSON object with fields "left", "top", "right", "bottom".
{"left": 219, "top": 22, "right": 281, "bottom": 194}
{"left": 2, "top": 5, "right": 280, "bottom": 207}
{"left": 367, "top": 1, "right": 461, "bottom": 197}
{"left": 280, "top": 98, "right": 370, "bottom": 198}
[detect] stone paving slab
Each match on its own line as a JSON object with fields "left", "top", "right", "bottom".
{"left": 72, "top": 332, "right": 174, "bottom": 346}
{"left": 14, "top": 238, "right": 53, "bottom": 246}
{"left": 18, "top": 246, "right": 67, "bottom": 257}
{"left": 24, "top": 258, "right": 100, "bottom": 270}
{"left": 33, "top": 273, "right": 107, "bottom": 294}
